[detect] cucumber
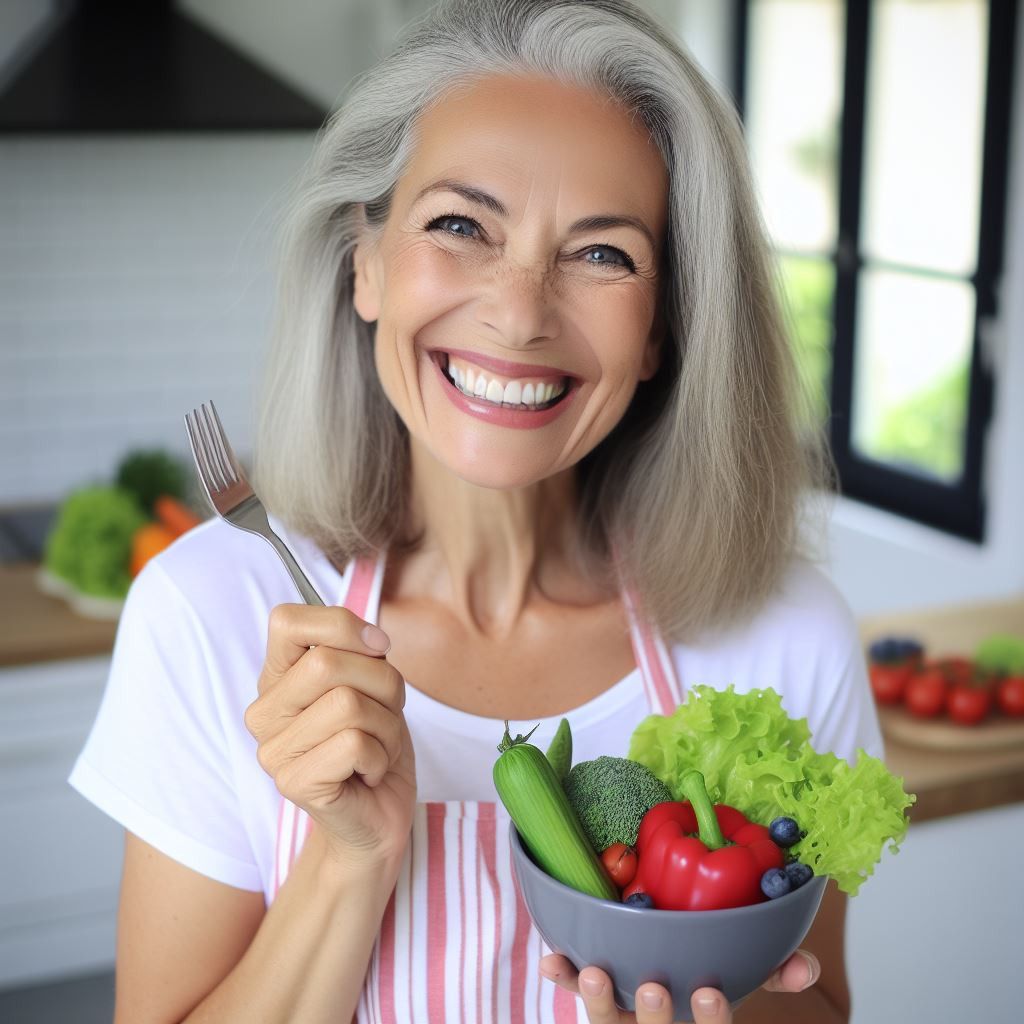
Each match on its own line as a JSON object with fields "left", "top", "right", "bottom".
{"left": 494, "top": 722, "right": 617, "bottom": 901}
{"left": 545, "top": 717, "right": 572, "bottom": 782}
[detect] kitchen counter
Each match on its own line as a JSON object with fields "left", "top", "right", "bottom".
{"left": 857, "top": 595, "right": 1024, "bottom": 823}
{"left": 3, "top": 561, "right": 1023, "bottom": 823}
{"left": 0, "top": 564, "right": 118, "bottom": 667}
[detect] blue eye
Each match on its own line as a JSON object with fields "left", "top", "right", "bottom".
{"left": 584, "top": 246, "right": 636, "bottom": 273}
{"left": 427, "top": 213, "right": 480, "bottom": 238}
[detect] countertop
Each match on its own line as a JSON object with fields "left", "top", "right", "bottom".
{"left": 0, "top": 564, "right": 118, "bottom": 667}
{"left": 857, "top": 595, "right": 1024, "bottom": 823}
{"left": 2, "top": 561, "right": 1022, "bottom": 823}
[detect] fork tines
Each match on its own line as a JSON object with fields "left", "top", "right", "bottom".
{"left": 185, "top": 401, "right": 238, "bottom": 495}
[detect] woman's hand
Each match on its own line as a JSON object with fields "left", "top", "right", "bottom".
{"left": 245, "top": 604, "right": 416, "bottom": 869}
{"left": 538, "top": 949, "right": 820, "bottom": 1023}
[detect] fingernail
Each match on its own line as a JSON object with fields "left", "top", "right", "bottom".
{"left": 695, "top": 993, "right": 721, "bottom": 1016}
{"left": 640, "top": 990, "right": 664, "bottom": 1010}
{"left": 580, "top": 976, "right": 605, "bottom": 997}
{"left": 798, "top": 951, "right": 820, "bottom": 990}
{"left": 361, "top": 624, "right": 391, "bottom": 652}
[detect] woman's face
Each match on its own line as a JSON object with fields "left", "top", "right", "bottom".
{"left": 353, "top": 73, "right": 669, "bottom": 489}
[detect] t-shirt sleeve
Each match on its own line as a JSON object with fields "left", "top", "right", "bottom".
{"left": 806, "top": 630, "right": 886, "bottom": 766}
{"left": 792, "top": 567, "right": 886, "bottom": 767}
{"left": 68, "top": 559, "right": 262, "bottom": 891}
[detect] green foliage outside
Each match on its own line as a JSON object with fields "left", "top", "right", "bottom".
{"left": 871, "top": 362, "right": 968, "bottom": 482}
{"left": 775, "top": 254, "right": 967, "bottom": 480}
{"left": 776, "top": 255, "right": 834, "bottom": 429}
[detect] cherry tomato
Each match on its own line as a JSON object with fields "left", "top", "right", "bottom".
{"left": 904, "top": 666, "right": 948, "bottom": 718}
{"left": 947, "top": 684, "right": 992, "bottom": 725}
{"left": 935, "top": 656, "right": 974, "bottom": 688}
{"left": 996, "top": 676, "right": 1024, "bottom": 717}
{"left": 869, "top": 662, "right": 914, "bottom": 704}
{"left": 600, "top": 842, "right": 637, "bottom": 887}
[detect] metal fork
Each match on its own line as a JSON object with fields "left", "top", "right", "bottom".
{"left": 184, "top": 401, "right": 324, "bottom": 606}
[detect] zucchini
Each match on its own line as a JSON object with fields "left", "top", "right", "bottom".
{"left": 545, "top": 717, "right": 572, "bottom": 782}
{"left": 494, "top": 722, "right": 617, "bottom": 901}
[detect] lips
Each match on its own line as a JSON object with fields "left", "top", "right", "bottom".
{"left": 426, "top": 346, "right": 578, "bottom": 383}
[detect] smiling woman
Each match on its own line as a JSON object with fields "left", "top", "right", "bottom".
{"left": 348, "top": 73, "right": 668, "bottom": 497}
{"left": 65, "top": 2, "right": 880, "bottom": 1024}
{"left": 252, "top": 0, "right": 832, "bottom": 646}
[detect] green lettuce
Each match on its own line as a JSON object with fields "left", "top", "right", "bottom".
{"left": 627, "top": 684, "right": 915, "bottom": 896}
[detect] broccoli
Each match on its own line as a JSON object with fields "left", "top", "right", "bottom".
{"left": 563, "top": 756, "right": 673, "bottom": 852}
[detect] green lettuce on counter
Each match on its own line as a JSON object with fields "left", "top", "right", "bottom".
{"left": 627, "top": 684, "right": 915, "bottom": 896}
{"left": 44, "top": 485, "right": 146, "bottom": 599}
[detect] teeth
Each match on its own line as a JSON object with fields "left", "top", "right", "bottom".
{"left": 442, "top": 355, "right": 566, "bottom": 409}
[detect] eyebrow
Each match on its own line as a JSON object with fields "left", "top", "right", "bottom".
{"left": 413, "top": 178, "right": 658, "bottom": 251}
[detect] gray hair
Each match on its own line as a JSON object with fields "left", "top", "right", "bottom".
{"left": 253, "top": 0, "right": 834, "bottom": 643}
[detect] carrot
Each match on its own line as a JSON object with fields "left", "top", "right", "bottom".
{"left": 130, "top": 522, "right": 176, "bottom": 576}
{"left": 153, "top": 494, "right": 202, "bottom": 537}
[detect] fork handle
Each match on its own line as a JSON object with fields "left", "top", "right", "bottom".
{"left": 266, "top": 533, "right": 325, "bottom": 606}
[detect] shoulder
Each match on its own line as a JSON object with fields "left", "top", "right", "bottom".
{"left": 131, "top": 514, "right": 341, "bottom": 631}
{"left": 687, "top": 557, "right": 858, "bottom": 666}
{"left": 668, "top": 558, "right": 880, "bottom": 760}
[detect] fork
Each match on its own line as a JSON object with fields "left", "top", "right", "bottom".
{"left": 184, "top": 401, "right": 325, "bottom": 606}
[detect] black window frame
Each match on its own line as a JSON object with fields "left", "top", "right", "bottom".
{"left": 734, "top": 0, "right": 1018, "bottom": 542}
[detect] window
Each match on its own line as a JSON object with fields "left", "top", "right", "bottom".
{"left": 735, "top": 0, "right": 1017, "bottom": 540}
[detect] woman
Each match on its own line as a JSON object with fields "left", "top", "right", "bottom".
{"left": 69, "top": 1, "right": 882, "bottom": 1021}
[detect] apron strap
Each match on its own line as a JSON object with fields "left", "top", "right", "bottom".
{"left": 622, "top": 586, "right": 684, "bottom": 717}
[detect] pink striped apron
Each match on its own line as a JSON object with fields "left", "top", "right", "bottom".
{"left": 270, "top": 548, "right": 683, "bottom": 1023}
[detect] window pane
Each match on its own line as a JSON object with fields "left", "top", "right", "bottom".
{"left": 851, "top": 268, "right": 974, "bottom": 481}
{"left": 778, "top": 254, "right": 835, "bottom": 428}
{"left": 861, "top": 0, "right": 988, "bottom": 274}
{"left": 746, "top": 0, "right": 844, "bottom": 251}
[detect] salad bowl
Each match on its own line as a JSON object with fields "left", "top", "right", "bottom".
{"left": 510, "top": 823, "right": 827, "bottom": 1019}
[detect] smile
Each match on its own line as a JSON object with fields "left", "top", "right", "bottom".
{"left": 434, "top": 352, "right": 572, "bottom": 411}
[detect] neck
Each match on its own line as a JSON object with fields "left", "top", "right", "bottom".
{"left": 398, "top": 440, "right": 604, "bottom": 639}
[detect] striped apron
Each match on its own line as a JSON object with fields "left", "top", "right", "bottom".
{"left": 270, "top": 548, "right": 684, "bottom": 1023}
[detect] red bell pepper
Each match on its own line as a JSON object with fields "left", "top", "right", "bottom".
{"left": 623, "top": 770, "right": 783, "bottom": 910}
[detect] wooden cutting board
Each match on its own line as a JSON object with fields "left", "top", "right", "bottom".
{"left": 877, "top": 704, "right": 1024, "bottom": 752}
{"left": 860, "top": 594, "right": 1024, "bottom": 753}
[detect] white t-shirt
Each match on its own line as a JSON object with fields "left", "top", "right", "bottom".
{"left": 68, "top": 515, "right": 883, "bottom": 901}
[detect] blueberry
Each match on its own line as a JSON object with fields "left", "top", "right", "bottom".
{"left": 624, "top": 891, "right": 654, "bottom": 909}
{"left": 760, "top": 868, "right": 792, "bottom": 900}
{"left": 868, "top": 637, "right": 899, "bottom": 662}
{"left": 869, "top": 635, "right": 923, "bottom": 664}
{"left": 784, "top": 861, "right": 813, "bottom": 889}
{"left": 769, "top": 816, "right": 801, "bottom": 848}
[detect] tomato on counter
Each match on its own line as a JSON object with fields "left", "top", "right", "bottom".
{"left": 869, "top": 662, "right": 915, "bottom": 705}
{"left": 904, "top": 664, "right": 949, "bottom": 718}
{"left": 947, "top": 682, "right": 993, "bottom": 725}
{"left": 996, "top": 676, "right": 1024, "bottom": 717}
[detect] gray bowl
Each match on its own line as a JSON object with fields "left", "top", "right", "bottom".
{"left": 510, "top": 824, "right": 826, "bottom": 1019}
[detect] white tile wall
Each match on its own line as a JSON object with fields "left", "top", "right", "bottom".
{"left": 0, "top": 135, "right": 315, "bottom": 504}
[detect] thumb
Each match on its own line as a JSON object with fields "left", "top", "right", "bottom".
{"left": 762, "top": 950, "right": 820, "bottom": 993}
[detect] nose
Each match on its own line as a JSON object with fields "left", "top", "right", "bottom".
{"left": 474, "top": 264, "right": 561, "bottom": 348}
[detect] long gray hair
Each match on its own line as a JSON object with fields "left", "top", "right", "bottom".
{"left": 253, "top": 0, "right": 834, "bottom": 643}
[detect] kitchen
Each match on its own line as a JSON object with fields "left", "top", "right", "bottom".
{"left": 1, "top": 2, "right": 1022, "bottom": 1022}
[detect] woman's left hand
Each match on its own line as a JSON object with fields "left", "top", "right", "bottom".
{"left": 538, "top": 948, "right": 820, "bottom": 1023}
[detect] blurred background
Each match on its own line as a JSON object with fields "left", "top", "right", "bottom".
{"left": 0, "top": 1, "right": 1021, "bottom": 1021}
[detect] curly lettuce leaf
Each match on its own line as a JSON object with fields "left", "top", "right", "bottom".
{"left": 628, "top": 684, "right": 915, "bottom": 896}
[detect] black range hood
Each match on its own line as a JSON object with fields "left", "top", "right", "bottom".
{"left": 0, "top": 0, "right": 328, "bottom": 133}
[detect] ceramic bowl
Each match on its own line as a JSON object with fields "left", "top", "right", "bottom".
{"left": 509, "top": 824, "right": 826, "bottom": 1020}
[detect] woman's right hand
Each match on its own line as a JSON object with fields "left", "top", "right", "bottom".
{"left": 244, "top": 604, "right": 416, "bottom": 869}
